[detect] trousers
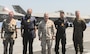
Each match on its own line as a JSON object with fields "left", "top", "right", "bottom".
{"left": 55, "top": 34, "right": 66, "bottom": 54}
{"left": 23, "top": 35, "right": 34, "bottom": 54}
{"left": 3, "top": 38, "right": 14, "bottom": 54}
{"left": 41, "top": 39, "right": 52, "bottom": 54}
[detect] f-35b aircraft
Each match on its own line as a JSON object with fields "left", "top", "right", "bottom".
{"left": 0, "top": 5, "right": 90, "bottom": 23}
{"left": 12, "top": 5, "right": 90, "bottom": 23}
{"left": 0, "top": 5, "right": 24, "bottom": 22}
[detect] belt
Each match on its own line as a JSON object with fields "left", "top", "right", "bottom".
{"left": 25, "top": 28, "right": 35, "bottom": 32}
{"left": 28, "top": 29, "right": 34, "bottom": 31}
{"left": 5, "top": 32, "right": 14, "bottom": 34}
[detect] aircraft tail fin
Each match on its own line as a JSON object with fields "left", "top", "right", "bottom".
{"left": 12, "top": 5, "right": 26, "bottom": 15}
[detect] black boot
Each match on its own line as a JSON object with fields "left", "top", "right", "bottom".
{"left": 76, "top": 51, "right": 78, "bottom": 54}
{"left": 80, "top": 52, "right": 83, "bottom": 54}
{"left": 55, "top": 51, "right": 59, "bottom": 54}
{"left": 62, "top": 52, "right": 65, "bottom": 54}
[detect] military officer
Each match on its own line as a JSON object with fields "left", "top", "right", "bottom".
{"left": 38, "top": 13, "right": 56, "bottom": 54}
{"left": 21, "top": 8, "right": 37, "bottom": 54}
{"left": 73, "top": 11, "right": 86, "bottom": 54}
{"left": 1, "top": 11, "right": 17, "bottom": 54}
{"left": 54, "top": 10, "right": 68, "bottom": 54}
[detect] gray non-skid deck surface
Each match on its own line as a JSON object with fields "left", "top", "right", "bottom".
{"left": 0, "top": 27, "right": 90, "bottom": 54}
{"left": 34, "top": 42, "right": 90, "bottom": 54}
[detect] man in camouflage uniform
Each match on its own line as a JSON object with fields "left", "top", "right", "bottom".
{"left": 38, "top": 13, "right": 56, "bottom": 54}
{"left": 73, "top": 11, "right": 86, "bottom": 54}
{"left": 1, "top": 11, "right": 17, "bottom": 54}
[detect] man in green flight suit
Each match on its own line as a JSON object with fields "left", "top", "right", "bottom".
{"left": 73, "top": 11, "right": 87, "bottom": 54}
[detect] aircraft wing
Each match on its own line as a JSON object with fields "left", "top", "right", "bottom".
{"left": 12, "top": 5, "right": 90, "bottom": 23}
{"left": 12, "top": 5, "right": 26, "bottom": 15}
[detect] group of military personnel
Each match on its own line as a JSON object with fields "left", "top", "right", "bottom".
{"left": 0, "top": 8, "right": 86, "bottom": 54}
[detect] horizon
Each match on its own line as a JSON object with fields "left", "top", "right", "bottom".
{"left": 0, "top": 0, "right": 90, "bottom": 16}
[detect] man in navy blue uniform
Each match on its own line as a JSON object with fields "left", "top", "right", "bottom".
{"left": 21, "top": 9, "right": 37, "bottom": 54}
{"left": 54, "top": 10, "right": 68, "bottom": 54}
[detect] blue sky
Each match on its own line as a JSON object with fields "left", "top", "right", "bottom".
{"left": 0, "top": 0, "right": 90, "bottom": 15}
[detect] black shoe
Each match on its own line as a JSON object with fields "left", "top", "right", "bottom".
{"left": 80, "top": 52, "right": 83, "bottom": 54}
{"left": 76, "top": 51, "right": 78, "bottom": 54}
{"left": 55, "top": 52, "right": 59, "bottom": 54}
{"left": 62, "top": 52, "right": 65, "bottom": 54}
{"left": 62, "top": 53, "right": 65, "bottom": 54}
